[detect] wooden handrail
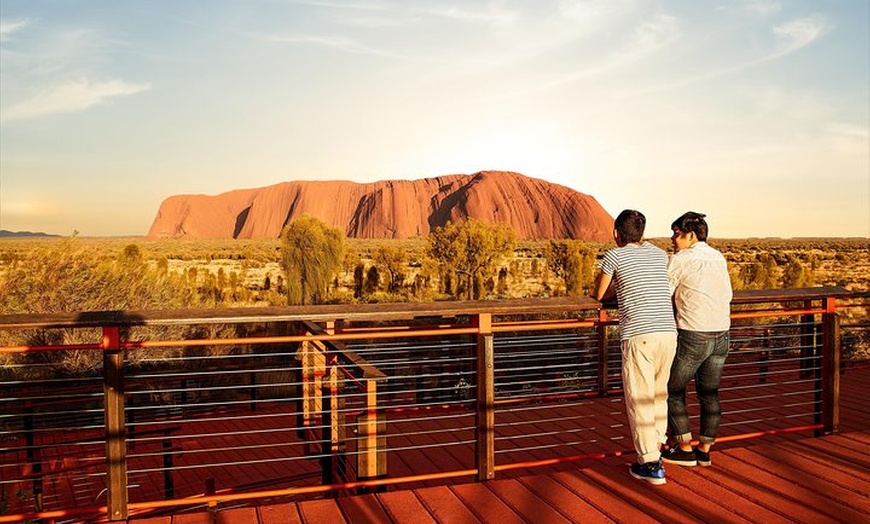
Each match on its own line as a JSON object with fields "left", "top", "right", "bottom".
{"left": 0, "top": 288, "right": 852, "bottom": 331}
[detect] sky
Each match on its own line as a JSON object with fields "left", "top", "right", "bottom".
{"left": 1, "top": 0, "right": 868, "bottom": 239}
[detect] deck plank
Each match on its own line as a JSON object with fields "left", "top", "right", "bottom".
{"left": 579, "top": 465, "right": 705, "bottom": 524}
{"left": 214, "top": 507, "right": 259, "bottom": 523}
{"left": 515, "top": 473, "right": 615, "bottom": 523}
{"left": 336, "top": 493, "right": 394, "bottom": 524}
{"left": 706, "top": 451, "right": 864, "bottom": 523}
{"left": 727, "top": 447, "right": 870, "bottom": 519}
{"left": 666, "top": 466, "right": 794, "bottom": 524}
{"left": 296, "top": 498, "right": 349, "bottom": 524}
{"left": 484, "top": 477, "right": 579, "bottom": 524}
{"left": 412, "top": 485, "right": 484, "bottom": 524}
{"left": 649, "top": 465, "right": 756, "bottom": 524}
{"left": 778, "top": 436, "right": 870, "bottom": 478}
{"left": 748, "top": 439, "right": 870, "bottom": 488}
{"left": 375, "top": 490, "right": 438, "bottom": 523}
{"left": 448, "top": 481, "right": 526, "bottom": 524}
{"left": 257, "top": 502, "right": 303, "bottom": 524}
{"left": 549, "top": 470, "right": 662, "bottom": 524}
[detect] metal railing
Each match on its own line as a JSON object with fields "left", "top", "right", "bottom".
{"left": 0, "top": 287, "right": 855, "bottom": 522}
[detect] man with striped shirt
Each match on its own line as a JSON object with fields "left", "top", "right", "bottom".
{"left": 595, "top": 209, "right": 677, "bottom": 485}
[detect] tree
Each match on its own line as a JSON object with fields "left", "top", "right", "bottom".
{"left": 781, "top": 255, "right": 815, "bottom": 288}
{"left": 544, "top": 240, "right": 598, "bottom": 296}
{"left": 353, "top": 263, "right": 365, "bottom": 299}
{"left": 741, "top": 253, "right": 779, "bottom": 289}
{"left": 426, "top": 219, "right": 516, "bottom": 300}
{"left": 364, "top": 266, "right": 380, "bottom": 296}
{"left": 373, "top": 244, "right": 409, "bottom": 294}
{"left": 279, "top": 215, "right": 346, "bottom": 305}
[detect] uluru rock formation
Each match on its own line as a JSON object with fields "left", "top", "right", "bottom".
{"left": 146, "top": 171, "right": 614, "bottom": 241}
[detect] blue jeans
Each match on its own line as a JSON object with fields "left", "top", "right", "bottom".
{"left": 667, "top": 329, "right": 730, "bottom": 446}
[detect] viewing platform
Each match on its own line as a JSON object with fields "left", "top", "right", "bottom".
{"left": 0, "top": 287, "right": 867, "bottom": 523}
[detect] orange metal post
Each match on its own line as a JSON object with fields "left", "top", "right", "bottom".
{"left": 819, "top": 296, "right": 840, "bottom": 436}
{"left": 475, "top": 313, "right": 495, "bottom": 481}
{"left": 103, "top": 326, "right": 128, "bottom": 521}
{"left": 358, "top": 379, "right": 386, "bottom": 488}
{"left": 323, "top": 363, "right": 346, "bottom": 488}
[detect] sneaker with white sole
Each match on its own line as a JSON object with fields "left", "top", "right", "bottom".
{"left": 629, "top": 459, "right": 667, "bottom": 485}
{"left": 695, "top": 447, "right": 712, "bottom": 467}
{"left": 662, "top": 446, "right": 697, "bottom": 467}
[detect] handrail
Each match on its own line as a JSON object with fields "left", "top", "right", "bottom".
{"left": 0, "top": 287, "right": 850, "bottom": 331}
{"left": 0, "top": 296, "right": 602, "bottom": 329}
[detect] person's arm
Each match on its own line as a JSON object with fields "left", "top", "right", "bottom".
{"left": 594, "top": 271, "right": 615, "bottom": 301}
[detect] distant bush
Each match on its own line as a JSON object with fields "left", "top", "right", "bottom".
{"left": 0, "top": 240, "right": 204, "bottom": 376}
{"left": 279, "top": 215, "right": 345, "bottom": 305}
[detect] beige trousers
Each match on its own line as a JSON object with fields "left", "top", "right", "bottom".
{"left": 621, "top": 332, "right": 678, "bottom": 464}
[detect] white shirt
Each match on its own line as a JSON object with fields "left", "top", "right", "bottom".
{"left": 668, "top": 241, "right": 732, "bottom": 332}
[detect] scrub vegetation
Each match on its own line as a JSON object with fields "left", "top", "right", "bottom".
{"left": 0, "top": 225, "right": 867, "bottom": 367}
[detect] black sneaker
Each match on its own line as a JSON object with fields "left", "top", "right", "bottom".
{"left": 662, "top": 446, "right": 697, "bottom": 466}
{"left": 629, "top": 459, "right": 667, "bottom": 485}
{"left": 695, "top": 448, "right": 711, "bottom": 467}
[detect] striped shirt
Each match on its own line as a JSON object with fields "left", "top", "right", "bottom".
{"left": 599, "top": 242, "right": 677, "bottom": 340}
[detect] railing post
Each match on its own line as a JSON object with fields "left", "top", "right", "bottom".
{"left": 475, "top": 313, "right": 495, "bottom": 481}
{"left": 297, "top": 337, "right": 325, "bottom": 454}
{"left": 818, "top": 296, "right": 840, "bottom": 436}
{"left": 321, "top": 360, "right": 346, "bottom": 490}
{"left": 357, "top": 379, "right": 386, "bottom": 492}
{"left": 596, "top": 309, "right": 609, "bottom": 395}
{"left": 103, "top": 326, "right": 128, "bottom": 521}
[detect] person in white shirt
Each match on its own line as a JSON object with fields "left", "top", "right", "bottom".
{"left": 662, "top": 212, "right": 733, "bottom": 468}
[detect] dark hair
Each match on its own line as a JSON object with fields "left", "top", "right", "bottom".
{"left": 671, "top": 211, "right": 708, "bottom": 241}
{"left": 614, "top": 209, "right": 645, "bottom": 243}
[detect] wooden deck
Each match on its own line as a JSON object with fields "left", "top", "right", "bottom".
{"left": 128, "top": 366, "right": 870, "bottom": 524}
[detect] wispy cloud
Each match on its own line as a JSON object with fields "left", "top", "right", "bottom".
{"left": 0, "top": 18, "right": 29, "bottom": 42}
{"left": 423, "top": 5, "right": 519, "bottom": 27}
{"left": 718, "top": 1, "right": 782, "bottom": 16}
{"left": 488, "top": 12, "right": 681, "bottom": 100}
{"left": 265, "top": 34, "right": 407, "bottom": 59}
{"left": 771, "top": 15, "right": 828, "bottom": 57}
{"left": 618, "top": 15, "right": 829, "bottom": 97}
{"left": 1, "top": 78, "right": 151, "bottom": 123}
{"left": 293, "top": 0, "right": 519, "bottom": 26}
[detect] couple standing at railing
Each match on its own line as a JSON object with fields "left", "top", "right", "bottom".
{"left": 594, "top": 209, "right": 733, "bottom": 485}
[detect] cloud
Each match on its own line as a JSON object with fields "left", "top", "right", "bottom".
{"left": 489, "top": 12, "right": 680, "bottom": 99}
{"left": 718, "top": 1, "right": 782, "bottom": 16}
{"left": 771, "top": 15, "right": 828, "bottom": 56}
{"left": 0, "top": 18, "right": 29, "bottom": 42}
{"left": 265, "top": 34, "right": 407, "bottom": 59}
{"left": 617, "top": 14, "right": 829, "bottom": 98}
{"left": 424, "top": 5, "right": 519, "bottom": 27}
{"left": 295, "top": 0, "right": 519, "bottom": 26}
{"left": 1, "top": 78, "right": 151, "bottom": 122}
